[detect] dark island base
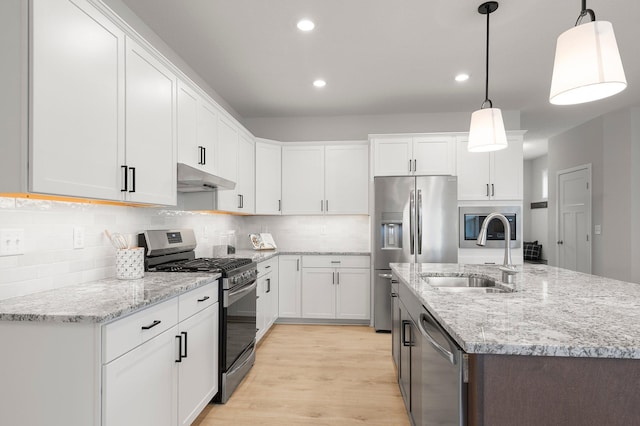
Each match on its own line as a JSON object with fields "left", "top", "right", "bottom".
{"left": 468, "top": 354, "right": 640, "bottom": 426}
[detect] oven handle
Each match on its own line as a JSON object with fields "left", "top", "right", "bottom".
{"left": 225, "top": 280, "right": 257, "bottom": 307}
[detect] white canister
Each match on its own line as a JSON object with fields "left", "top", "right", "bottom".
{"left": 115, "top": 248, "right": 145, "bottom": 280}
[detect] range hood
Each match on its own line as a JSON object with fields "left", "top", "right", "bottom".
{"left": 177, "top": 163, "right": 236, "bottom": 192}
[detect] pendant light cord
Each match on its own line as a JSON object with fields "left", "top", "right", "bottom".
{"left": 482, "top": 7, "right": 492, "bottom": 109}
{"left": 576, "top": 0, "right": 596, "bottom": 25}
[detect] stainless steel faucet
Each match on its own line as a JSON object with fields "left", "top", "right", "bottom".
{"left": 476, "top": 212, "right": 517, "bottom": 283}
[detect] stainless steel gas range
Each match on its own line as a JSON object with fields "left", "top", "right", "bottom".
{"left": 139, "top": 229, "right": 258, "bottom": 404}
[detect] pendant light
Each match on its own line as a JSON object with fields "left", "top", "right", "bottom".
{"left": 549, "top": 0, "right": 626, "bottom": 105}
{"left": 468, "top": 2, "right": 508, "bottom": 153}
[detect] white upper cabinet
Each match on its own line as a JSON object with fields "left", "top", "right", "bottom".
{"left": 371, "top": 134, "right": 456, "bottom": 176}
{"left": 282, "top": 143, "right": 369, "bottom": 215}
{"left": 124, "top": 37, "right": 177, "bottom": 205}
{"left": 177, "top": 81, "right": 218, "bottom": 176}
{"left": 324, "top": 144, "right": 369, "bottom": 214}
{"left": 31, "top": 0, "right": 125, "bottom": 200}
{"left": 456, "top": 134, "right": 524, "bottom": 201}
{"left": 30, "top": 0, "right": 177, "bottom": 205}
{"left": 236, "top": 132, "right": 255, "bottom": 213}
{"left": 281, "top": 145, "right": 325, "bottom": 215}
{"left": 255, "top": 139, "right": 282, "bottom": 215}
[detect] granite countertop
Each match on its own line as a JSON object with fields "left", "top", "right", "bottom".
{"left": 390, "top": 262, "right": 640, "bottom": 359}
{"left": 0, "top": 272, "right": 220, "bottom": 324}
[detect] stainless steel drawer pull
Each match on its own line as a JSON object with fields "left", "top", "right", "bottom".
{"left": 141, "top": 320, "right": 161, "bottom": 330}
{"left": 197, "top": 296, "right": 210, "bottom": 302}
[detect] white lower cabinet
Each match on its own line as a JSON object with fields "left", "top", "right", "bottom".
{"left": 300, "top": 255, "right": 371, "bottom": 321}
{"left": 102, "top": 282, "right": 219, "bottom": 426}
{"left": 102, "top": 325, "right": 179, "bottom": 426}
{"left": 257, "top": 257, "right": 279, "bottom": 342}
{"left": 278, "top": 255, "right": 302, "bottom": 318}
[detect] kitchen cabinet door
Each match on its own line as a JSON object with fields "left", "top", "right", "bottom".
{"left": 256, "top": 273, "right": 269, "bottom": 342}
{"left": 335, "top": 268, "right": 370, "bottom": 320}
{"left": 456, "top": 135, "right": 523, "bottom": 201}
{"left": 217, "top": 115, "right": 239, "bottom": 211}
{"left": 177, "top": 81, "right": 218, "bottom": 176}
{"left": 124, "top": 37, "right": 177, "bottom": 205}
{"left": 236, "top": 132, "right": 255, "bottom": 213}
{"left": 255, "top": 140, "right": 282, "bottom": 214}
{"left": 301, "top": 268, "right": 336, "bottom": 319}
{"left": 281, "top": 145, "right": 325, "bottom": 214}
{"left": 31, "top": 0, "right": 125, "bottom": 200}
{"left": 491, "top": 137, "right": 523, "bottom": 200}
{"left": 102, "top": 326, "right": 178, "bottom": 426}
{"left": 456, "top": 137, "right": 491, "bottom": 200}
{"left": 372, "top": 136, "right": 413, "bottom": 176}
{"left": 177, "top": 303, "right": 218, "bottom": 426}
{"left": 412, "top": 135, "right": 456, "bottom": 175}
{"left": 278, "top": 255, "right": 302, "bottom": 318}
{"left": 267, "top": 261, "right": 279, "bottom": 327}
{"left": 325, "top": 144, "right": 369, "bottom": 214}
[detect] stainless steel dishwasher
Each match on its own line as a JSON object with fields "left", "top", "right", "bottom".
{"left": 416, "top": 306, "right": 468, "bottom": 426}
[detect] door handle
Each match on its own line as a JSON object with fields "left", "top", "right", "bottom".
{"left": 486, "top": 183, "right": 490, "bottom": 197}
{"left": 175, "top": 335, "right": 183, "bottom": 363}
{"left": 180, "top": 331, "right": 188, "bottom": 359}
{"left": 417, "top": 189, "right": 423, "bottom": 255}
{"left": 121, "top": 165, "right": 128, "bottom": 192}
{"left": 413, "top": 159, "right": 416, "bottom": 172}
{"left": 418, "top": 313, "right": 454, "bottom": 364}
{"left": 378, "top": 273, "right": 393, "bottom": 279}
{"left": 266, "top": 278, "right": 271, "bottom": 293}
{"left": 409, "top": 190, "right": 415, "bottom": 255}
{"left": 491, "top": 183, "right": 495, "bottom": 197}
{"left": 336, "top": 272, "right": 340, "bottom": 284}
{"left": 401, "top": 320, "right": 413, "bottom": 346}
{"left": 557, "top": 240, "right": 564, "bottom": 245}
{"left": 141, "top": 320, "right": 161, "bottom": 330}
{"left": 408, "top": 159, "right": 412, "bottom": 172}
{"left": 332, "top": 272, "right": 335, "bottom": 285}
{"left": 321, "top": 200, "right": 324, "bottom": 212}
{"left": 325, "top": 200, "right": 328, "bottom": 212}
{"left": 296, "top": 258, "right": 300, "bottom": 271}
{"left": 278, "top": 199, "right": 281, "bottom": 212}
{"left": 198, "top": 146, "right": 204, "bottom": 165}
{"left": 128, "top": 167, "right": 136, "bottom": 193}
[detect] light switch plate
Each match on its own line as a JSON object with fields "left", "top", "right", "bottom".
{"left": 0, "top": 228, "right": 24, "bottom": 256}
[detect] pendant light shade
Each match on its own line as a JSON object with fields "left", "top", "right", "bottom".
{"left": 468, "top": 108, "right": 508, "bottom": 152}
{"left": 468, "top": 2, "right": 508, "bottom": 153}
{"left": 549, "top": 4, "right": 627, "bottom": 105}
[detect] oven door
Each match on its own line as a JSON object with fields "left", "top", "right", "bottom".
{"left": 223, "top": 280, "right": 257, "bottom": 371}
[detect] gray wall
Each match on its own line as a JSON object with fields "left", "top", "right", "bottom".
{"left": 244, "top": 110, "right": 521, "bottom": 141}
{"left": 548, "top": 106, "right": 640, "bottom": 283}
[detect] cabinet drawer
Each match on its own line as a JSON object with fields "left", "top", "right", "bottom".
{"left": 302, "top": 255, "right": 370, "bottom": 269}
{"left": 179, "top": 282, "right": 219, "bottom": 322}
{"left": 257, "top": 257, "right": 277, "bottom": 277}
{"left": 102, "top": 298, "right": 179, "bottom": 363}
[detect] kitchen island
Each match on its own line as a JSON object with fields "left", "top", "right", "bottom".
{"left": 391, "top": 262, "right": 640, "bottom": 425}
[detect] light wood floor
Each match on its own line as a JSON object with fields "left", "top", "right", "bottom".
{"left": 193, "top": 324, "right": 410, "bottom": 426}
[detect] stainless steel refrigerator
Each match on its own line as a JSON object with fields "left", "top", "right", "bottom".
{"left": 373, "top": 175, "right": 458, "bottom": 331}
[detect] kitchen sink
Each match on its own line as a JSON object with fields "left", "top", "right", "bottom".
{"left": 420, "top": 275, "right": 514, "bottom": 293}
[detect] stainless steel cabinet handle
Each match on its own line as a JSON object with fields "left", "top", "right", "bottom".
{"left": 278, "top": 199, "right": 281, "bottom": 212}
{"left": 336, "top": 272, "right": 340, "bottom": 284}
{"left": 408, "top": 159, "right": 412, "bottom": 172}
{"left": 413, "top": 159, "right": 416, "bottom": 172}
{"left": 491, "top": 183, "right": 495, "bottom": 196}
{"left": 486, "top": 183, "right": 490, "bottom": 197}
{"left": 418, "top": 313, "right": 454, "bottom": 364}
{"left": 332, "top": 272, "right": 335, "bottom": 284}
{"left": 378, "top": 273, "right": 392, "bottom": 279}
{"left": 417, "top": 189, "right": 423, "bottom": 255}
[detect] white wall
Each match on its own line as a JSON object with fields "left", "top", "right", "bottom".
{"left": 244, "top": 110, "right": 521, "bottom": 142}
{"left": 548, "top": 105, "right": 640, "bottom": 282}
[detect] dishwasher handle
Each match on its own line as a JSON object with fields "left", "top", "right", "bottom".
{"left": 417, "top": 312, "right": 455, "bottom": 364}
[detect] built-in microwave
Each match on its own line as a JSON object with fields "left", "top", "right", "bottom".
{"left": 459, "top": 206, "right": 521, "bottom": 248}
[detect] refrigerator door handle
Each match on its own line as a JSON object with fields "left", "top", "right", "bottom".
{"left": 417, "top": 189, "right": 423, "bottom": 255}
{"left": 409, "top": 190, "right": 415, "bottom": 255}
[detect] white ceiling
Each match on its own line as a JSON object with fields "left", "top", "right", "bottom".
{"left": 119, "top": 0, "right": 640, "bottom": 158}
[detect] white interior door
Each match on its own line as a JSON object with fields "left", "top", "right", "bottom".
{"left": 557, "top": 166, "right": 591, "bottom": 273}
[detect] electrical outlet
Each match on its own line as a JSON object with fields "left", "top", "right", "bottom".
{"left": 0, "top": 228, "right": 24, "bottom": 256}
{"left": 73, "top": 227, "right": 85, "bottom": 249}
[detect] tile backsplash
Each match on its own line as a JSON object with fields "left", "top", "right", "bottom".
{"left": 0, "top": 197, "right": 370, "bottom": 300}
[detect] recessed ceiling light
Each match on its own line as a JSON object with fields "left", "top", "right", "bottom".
{"left": 313, "top": 79, "right": 326, "bottom": 88}
{"left": 297, "top": 19, "right": 315, "bottom": 31}
{"left": 455, "top": 73, "right": 470, "bottom": 82}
